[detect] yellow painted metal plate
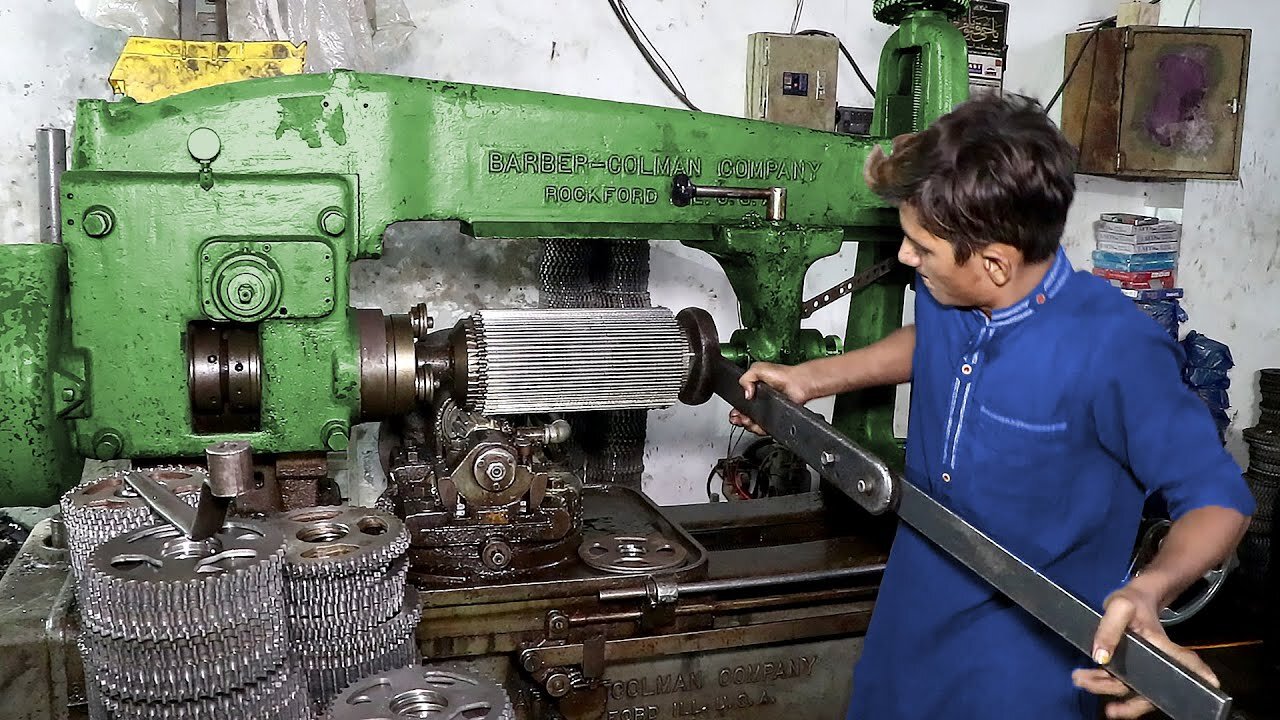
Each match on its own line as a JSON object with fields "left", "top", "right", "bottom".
{"left": 109, "top": 37, "right": 307, "bottom": 103}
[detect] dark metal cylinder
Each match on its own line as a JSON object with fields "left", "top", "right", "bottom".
{"left": 205, "top": 440, "right": 253, "bottom": 497}
{"left": 37, "top": 128, "right": 66, "bottom": 244}
{"left": 357, "top": 310, "right": 418, "bottom": 419}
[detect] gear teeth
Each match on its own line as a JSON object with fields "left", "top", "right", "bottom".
{"left": 276, "top": 506, "right": 410, "bottom": 579}
{"left": 60, "top": 466, "right": 205, "bottom": 578}
{"left": 79, "top": 522, "right": 287, "bottom": 642}
{"left": 79, "top": 520, "right": 291, "bottom": 715}
{"left": 296, "top": 588, "right": 421, "bottom": 710}
{"left": 92, "top": 661, "right": 309, "bottom": 720}
{"left": 326, "top": 662, "right": 514, "bottom": 720}
{"left": 270, "top": 506, "right": 418, "bottom": 711}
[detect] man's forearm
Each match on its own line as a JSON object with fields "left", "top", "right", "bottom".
{"left": 799, "top": 325, "right": 915, "bottom": 399}
{"left": 1129, "top": 506, "right": 1250, "bottom": 607}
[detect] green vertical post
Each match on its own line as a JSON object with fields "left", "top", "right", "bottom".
{"left": 832, "top": 242, "right": 908, "bottom": 468}
{"left": 0, "top": 244, "right": 81, "bottom": 506}
{"left": 834, "top": 1, "right": 970, "bottom": 463}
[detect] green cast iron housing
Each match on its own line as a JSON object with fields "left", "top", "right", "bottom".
{"left": 0, "top": 1, "right": 969, "bottom": 505}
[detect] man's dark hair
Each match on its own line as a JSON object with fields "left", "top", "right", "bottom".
{"left": 865, "top": 93, "right": 1077, "bottom": 264}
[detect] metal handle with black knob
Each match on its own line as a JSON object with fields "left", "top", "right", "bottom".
{"left": 670, "top": 173, "right": 787, "bottom": 221}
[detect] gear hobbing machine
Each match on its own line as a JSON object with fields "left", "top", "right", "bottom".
{"left": 2, "top": 1, "right": 1224, "bottom": 719}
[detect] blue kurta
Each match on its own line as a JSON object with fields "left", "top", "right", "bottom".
{"left": 848, "top": 249, "right": 1255, "bottom": 719}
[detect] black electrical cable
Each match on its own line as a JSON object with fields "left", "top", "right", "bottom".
{"left": 607, "top": 0, "right": 701, "bottom": 111}
{"left": 1045, "top": 15, "right": 1117, "bottom": 113}
{"left": 796, "top": 29, "right": 876, "bottom": 99}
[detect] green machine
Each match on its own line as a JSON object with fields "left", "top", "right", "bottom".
{"left": 0, "top": 0, "right": 969, "bottom": 507}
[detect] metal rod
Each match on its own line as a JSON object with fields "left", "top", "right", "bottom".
{"left": 598, "top": 563, "right": 885, "bottom": 602}
{"left": 896, "top": 482, "right": 1232, "bottom": 720}
{"left": 711, "top": 358, "right": 1233, "bottom": 720}
{"left": 572, "top": 586, "right": 876, "bottom": 626}
{"left": 36, "top": 128, "right": 66, "bottom": 244}
{"left": 524, "top": 613, "right": 870, "bottom": 671}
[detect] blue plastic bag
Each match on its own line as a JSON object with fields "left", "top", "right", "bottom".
{"left": 1136, "top": 299, "right": 1187, "bottom": 340}
{"left": 1195, "top": 388, "right": 1231, "bottom": 410}
{"left": 1181, "top": 331, "right": 1234, "bottom": 370}
{"left": 1185, "top": 367, "right": 1231, "bottom": 389}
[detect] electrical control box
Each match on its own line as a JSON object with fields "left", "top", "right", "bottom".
{"left": 1061, "top": 25, "right": 1251, "bottom": 180}
{"left": 745, "top": 33, "right": 839, "bottom": 131}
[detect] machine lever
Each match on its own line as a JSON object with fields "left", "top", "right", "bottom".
{"left": 124, "top": 440, "right": 253, "bottom": 541}
{"left": 709, "top": 356, "right": 1232, "bottom": 720}
{"left": 670, "top": 173, "right": 787, "bottom": 221}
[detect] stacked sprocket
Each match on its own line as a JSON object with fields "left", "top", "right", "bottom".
{"left": 79, "top": 520, "right": 305, "bottom": 719}
{"left": 271, "top": 505, "right": 419, "bottom": 710}
{"left": 60, "top": 467, "right": 205, "bottom": 578}
{"left": 1259, "top": 368, "right": 1280, "bottom": 430}
{"left": 326, "top": 664, "right": 514, "bottom": 720}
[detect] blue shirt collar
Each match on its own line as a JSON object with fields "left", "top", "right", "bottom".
{"left": 975, "top": 246, "right": 1073, "bottom": 328}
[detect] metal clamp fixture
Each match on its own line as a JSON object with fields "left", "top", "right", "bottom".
{"left": 670, "top": 173, "right": 787, "bottom": 222}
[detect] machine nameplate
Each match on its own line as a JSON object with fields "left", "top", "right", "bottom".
{"left": 486, "top": 151, "right": 824, "bottom": 183}
{"left": 488, "top": 151, "right": 703, "bottom": 178}
{"left": 603, "top": 650, "right": 838, "bottom": 720}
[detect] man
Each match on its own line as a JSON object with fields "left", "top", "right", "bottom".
{"left": 728, "top": 94, "right": 1254, "bottom": 719}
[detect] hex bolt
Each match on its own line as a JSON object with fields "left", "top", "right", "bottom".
{"left": 322, "top": 421, "right": 350, "bottom": 452}
{"left": 93, "top": 430, "right": 123, "bottom": 460}
{"left": 820, "top": 451, "right": 837, "bottom": 466}
{"left": 319, "top": 207, "right": 347, "bottom": 236}
{"left": 82, "top": 208, "right": 115, "bottom": 237}
{"left": 486, "top": 462, "right": 507, "bottom": 482}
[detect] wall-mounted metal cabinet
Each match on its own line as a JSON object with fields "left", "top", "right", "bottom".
{"left": 1061, "top": 26, "right": 1250, "bottom": 180}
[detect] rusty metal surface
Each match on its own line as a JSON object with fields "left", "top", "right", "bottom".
{"left": 1061, "top": 28, "right": 1125, "bottom": 176}
{"left": 595, "top": 636, "right": 862, "bottom": 720}
{"left": 402, "top": 480, "right": 886, "bottom": 720}
{"left": 274, "top": 452, "right": 330, "bottom": 510}
{"left": 1063, "top": 26, "right": 1251, "bottom": 180}
{"left": 0, "top": 520, "right": 83, "bottom": 720}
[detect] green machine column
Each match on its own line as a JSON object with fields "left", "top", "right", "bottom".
{"left": 833, "top": 0, "right": 970, "bottom": 463}
{"left": 693, "top": 226, "right": 845, "bottom": 365}
{"left": 871, "top": 0, "right": 971, "bottom": 137}
{"left": 0, "top": 245, "right": 84, "bottom": 505}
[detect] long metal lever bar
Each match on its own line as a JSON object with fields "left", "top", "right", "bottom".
{"left": 710, "top": 356, "right": 1232, "bottom": 720}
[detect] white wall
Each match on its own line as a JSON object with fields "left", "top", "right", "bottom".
{"left": 0, "top": 1, "right": 123, "bottom": 242}
{"left": 2, "top": 0, "right": 1269, "bottom": 501}
{"left": 1179, "top": 0, "right": 1278, "bottom": 464}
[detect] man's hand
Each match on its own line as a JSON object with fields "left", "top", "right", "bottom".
{"left": 727, "top": 362, "right": 814, "bottom": 436}
{"left": 1071, "top": 582, "right": 1220, "bottom": 719}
